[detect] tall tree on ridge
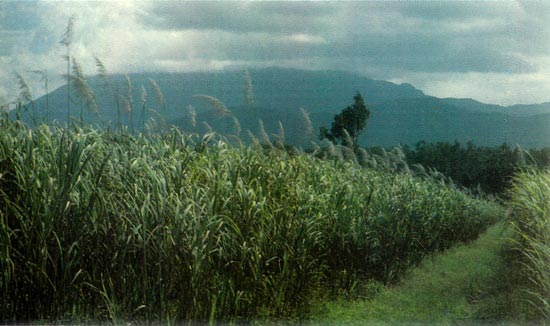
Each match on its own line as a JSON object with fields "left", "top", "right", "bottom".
{"left": 320, "top": 92, "right": 370, "bottom": 149}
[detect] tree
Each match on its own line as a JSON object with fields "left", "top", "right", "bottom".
{"left": 320, "top": 92, "right": 370, "bottom": 148}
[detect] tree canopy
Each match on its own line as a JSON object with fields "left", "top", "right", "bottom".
{"left": 320, "top": 92, "right": 370, "bottom": 148}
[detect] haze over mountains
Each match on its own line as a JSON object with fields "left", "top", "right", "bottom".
{"left": 24, "top": 68, "right": 550, "bottom": 148}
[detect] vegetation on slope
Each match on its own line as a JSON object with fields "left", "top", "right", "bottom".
{"left": 0, "top": 117, "right": 502, "bottom": 323}
{"left": 10, "top": 67, "right": 550, "bottom": 148}
{"left": 402, "top": 141, "right": 528, "bottom": 195}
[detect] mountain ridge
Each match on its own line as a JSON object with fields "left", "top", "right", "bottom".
{"left": 19, "top": 67, "right": 550, "bottom": 148}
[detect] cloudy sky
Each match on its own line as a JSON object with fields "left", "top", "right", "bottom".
{"left": 1, "top": 0, "right": 549, "bottom": 106}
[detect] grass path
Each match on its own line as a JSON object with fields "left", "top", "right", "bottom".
{"left": 309, "top": 222, "right": 532, "bottom": 326}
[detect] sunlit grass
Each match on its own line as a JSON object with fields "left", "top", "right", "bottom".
{"left": 308, "top": 223, "right": 531, "bottom": 326}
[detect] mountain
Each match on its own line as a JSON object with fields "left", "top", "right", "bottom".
{"left": 444, "top": 98, "right": 550, "bottom": 116}
{"left": 359, "top": 97, "right": 550, "bottom": 148}
{"left": 17, "top": 67, "right": 550, "bottom": 148}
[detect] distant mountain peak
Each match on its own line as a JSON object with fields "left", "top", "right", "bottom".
{"left": 17, "top": 67, "right": 550, "bottom": 148}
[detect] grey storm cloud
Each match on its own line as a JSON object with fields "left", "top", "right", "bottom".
{"left": 0, "top": 2, "right": 41, "bottom": 31}
{"left": 144, "top": 2, "right": 334, "bottom": 34}
{"left": 325, "top": 35, "right": 536, "bottom": 74}
{"left": 1, "top": 0, "right": 550, "bottom": 105}
{"left": 139, "top": 1, "right": 546, "bottom": 75}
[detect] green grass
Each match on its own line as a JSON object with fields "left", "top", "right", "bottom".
{"left": 309, "top": 223, "right": 534, "bottom": 326}
{"left": 508, "top": 169, "right": 550, "bottom": 322}
{"left": 0, "top": 118, "right": 503, "bottom": 323}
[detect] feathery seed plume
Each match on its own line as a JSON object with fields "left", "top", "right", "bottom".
{"left": 125, "top": 74, "right": 133, "bottom": 109}
{"left": 244, "top": 69, "right": 253, "bottom": 109}
{"left": 187, "top": 105, "right": 196, "bottom": 127}
{"left": 149, "top": 78, "right": 165, "bottom": 111}
{"left": 140, "top": 85, "right": 147, "bottom": 107}
{"left": 299, "top": 108, "right": 314, "bottom": 141}
{"left": 15, "top": 73, "right": 33, "bottom": 104}
{"left": 122, "top": 97, "right": 132, "bottom": 113}
{"left": 342, "top": 129, "right": 353, "bottom": 148}
{"left": 341, "top": 146, "right": 357, "bottom": 163}
{"left": 258, "top": 119, "right": 272, "bottom": 147}
{"left": 202, "top": 121, "right": 213, "bottom": 134}
{"left": 275, "top": 120, "right": 285, "bottom": 143}
{"left": 60, "top": 15, "right": 75, "bottom": 46}
{"left": 71, "top": 59, "right": 98, "bottom": 113}
{"left": 193, "top": 94, "right": 231, "bottom": 117}
{"left": 95, "top": 57, "right": 107, "bottom": 78}
{"left": 231, "top": 116, "right": 241, "bottom": 136}
{"left": 310, "top": 141, "right": 321, "bottom": 152}
{"left": 30, "top": 70, "right": 47, "bottom": 82}
{"left": 247, "top": 130, "right": 260, "bottom": 147}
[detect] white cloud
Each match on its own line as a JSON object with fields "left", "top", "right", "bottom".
{"left": 282, "top": 33, "right": 326, "bottom": 45}
{"left": 0, "top": 0, "right": 550, "bottom": 106}
{"left": 396, "top": 60, "right": 550, "bottom": 105}
{"left": 0, "top": 1, "right": 153, "bottom": 102}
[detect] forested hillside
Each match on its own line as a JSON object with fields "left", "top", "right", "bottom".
{"left": 14, "top": 68, "right": 550, "bottom": 149}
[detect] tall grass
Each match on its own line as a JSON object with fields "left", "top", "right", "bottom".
{"left": 30, "top": 69, "right": 49, "bottom": 122}
{"left": 244, "top": 69, "right": 253, "bottom": 110}
{"left": 60, "top": 15, "right": 75, "bottom": 126}
{"left": 14, "top": 73, "right": 37, "bottom": 126}
{"left": 72, "top": 58, "right": 99, "bottom": 126}
{"left": 508, "top": 169, "right": 550, "bottom": 321}
{"left": 0, "top": 117, "right": 502, "bottom": 323}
